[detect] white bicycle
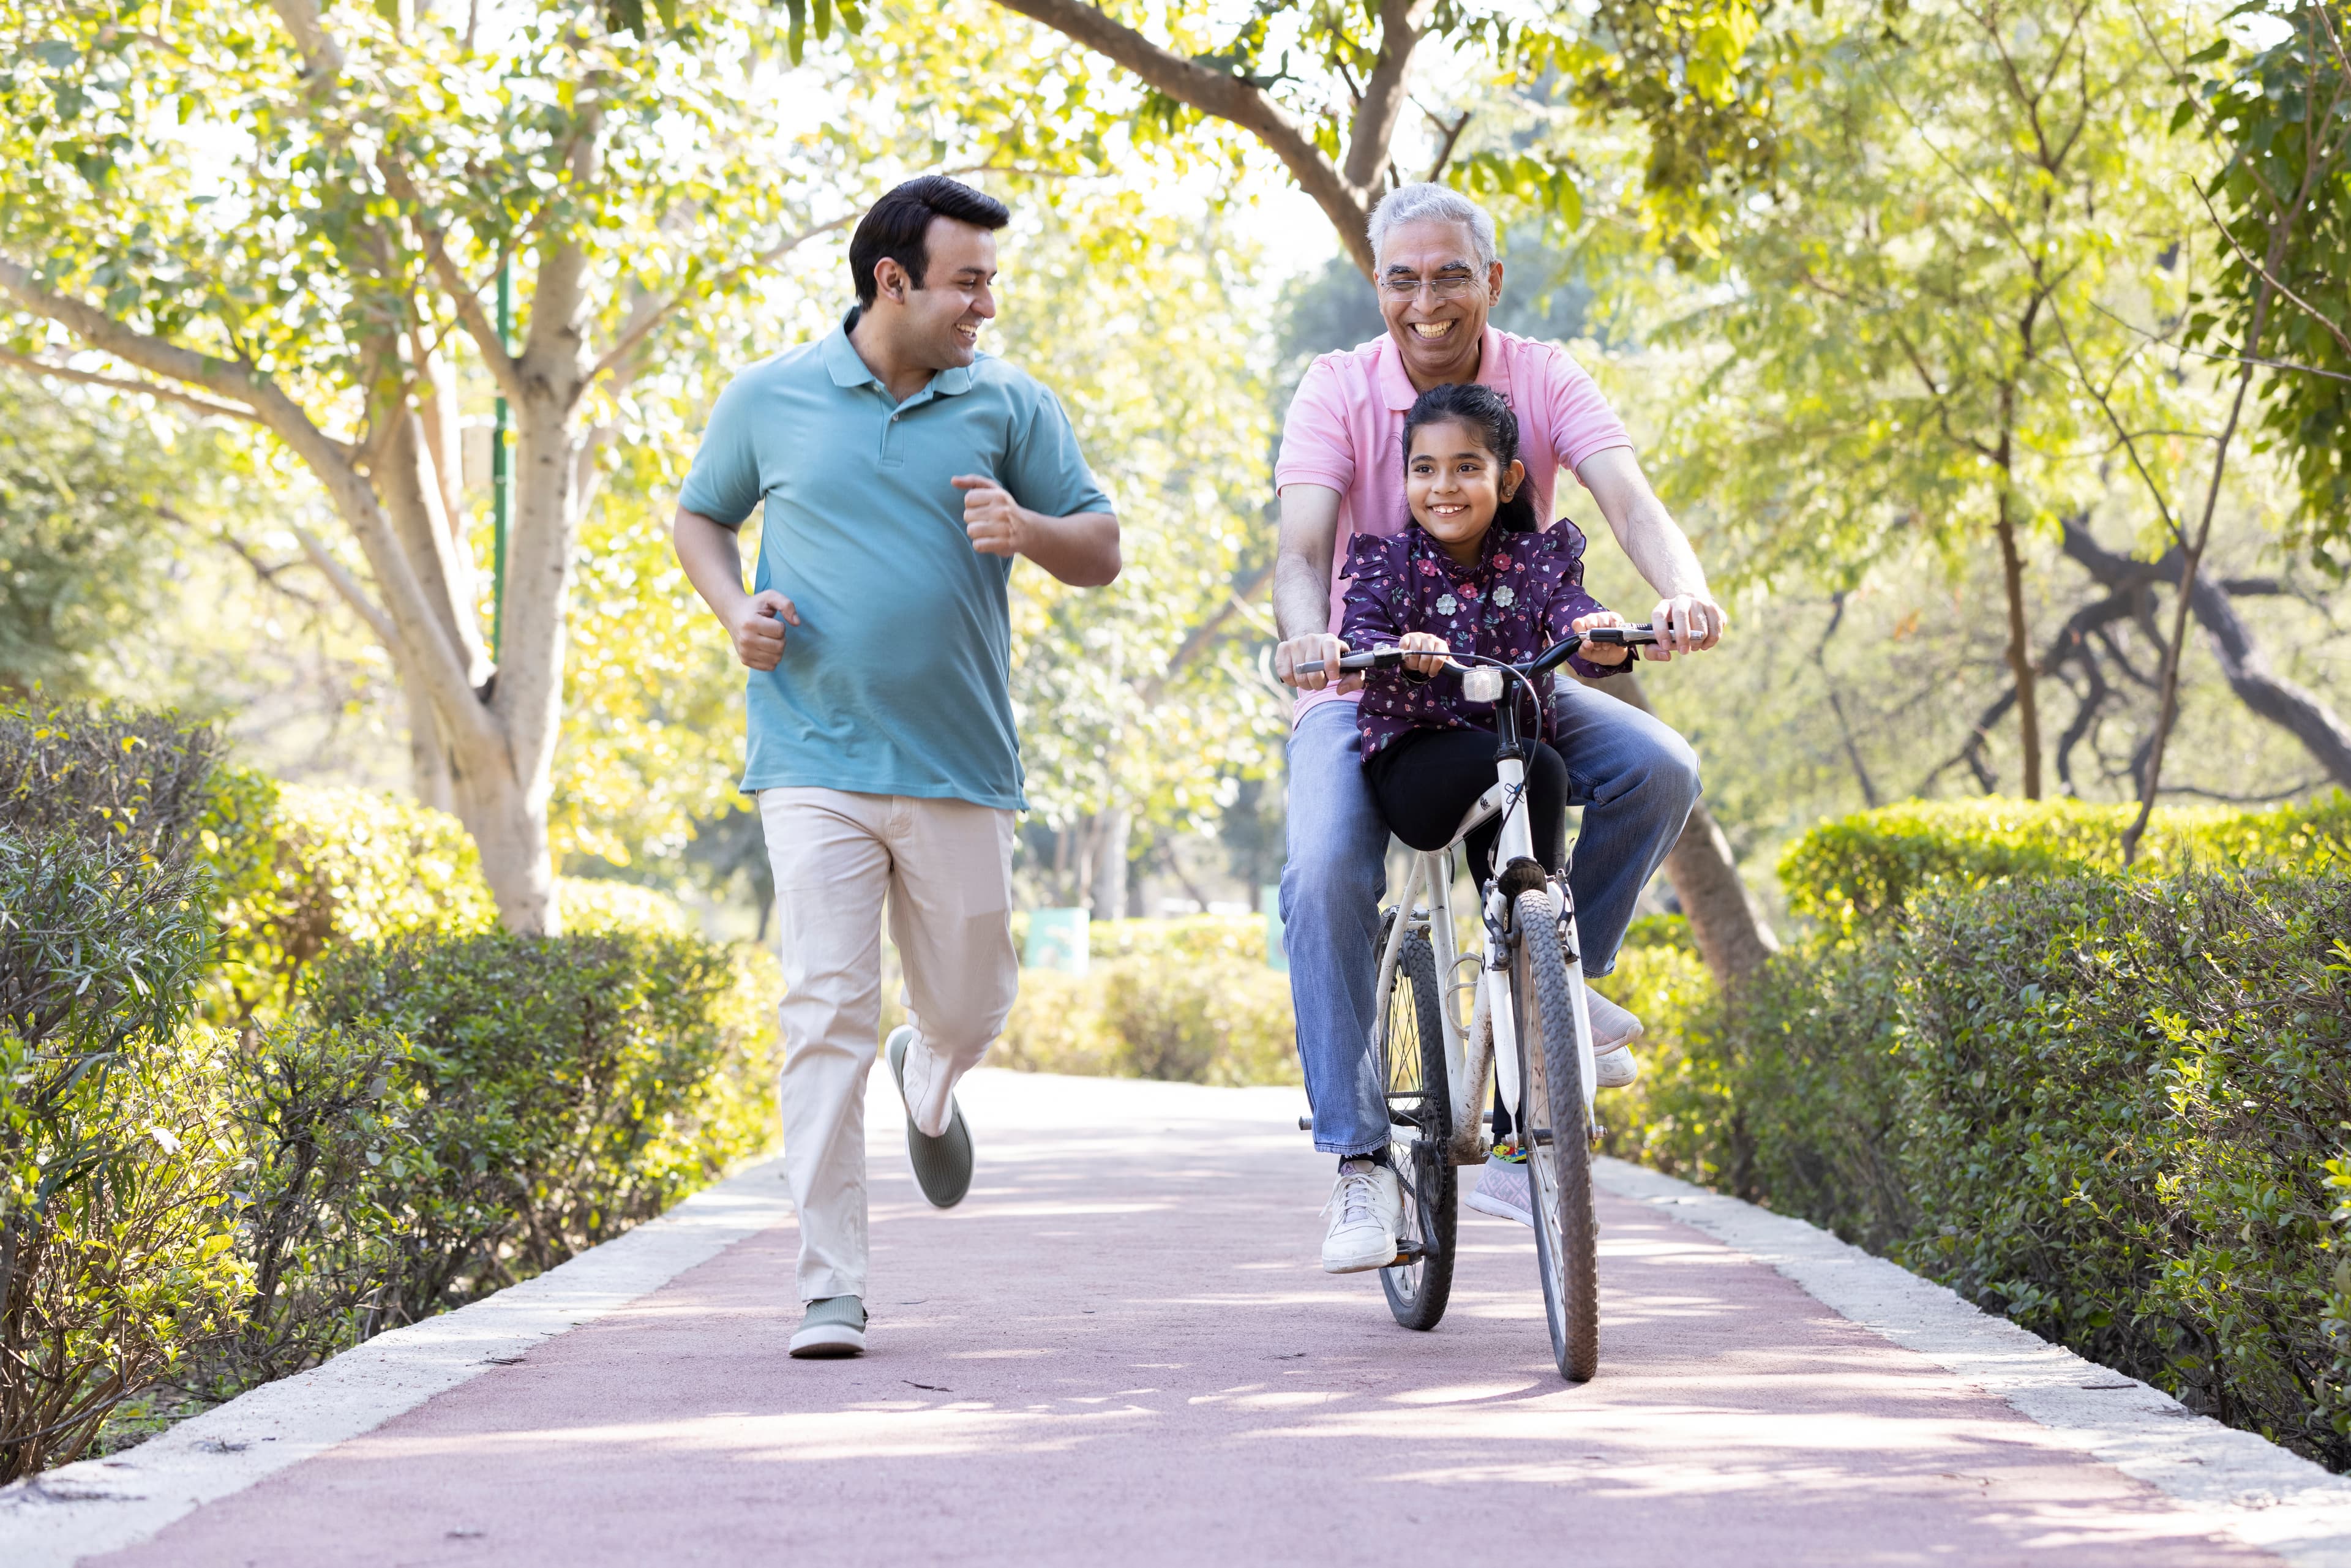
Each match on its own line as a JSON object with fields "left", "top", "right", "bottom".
{"left": 1299, "top": 622, "right": 1658, "bottom": 1382}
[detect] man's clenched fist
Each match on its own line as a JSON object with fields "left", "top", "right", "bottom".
{"left": 954, "top": 474, "right": 1028, "bottom": 558}
{"left": 730, "top": 589, "right": 798, "bottom": 672}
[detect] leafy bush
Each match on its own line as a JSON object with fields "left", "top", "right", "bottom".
{"left": 299, "top": 929, "right": 778, "bottom": 1319}
{"left": 1895, "top": 873, "right": 2351, "bottom": 1469}
{"left": 0, "top": 700, "right": 220, "bottom": 855}
{"left": 1711, "top": 940, "right": 1915, "bottom": 1253}
{"left": 1089, "top": 915, "right": 1266, "bottom": 966}
{"left": 1101, "top": 959, "right": 1298, "bottom": 1085}
{"left": 0, "top": 1025, "right": 247, "bottom": 1479}
{"left": 201, "top": 771, "right": 703, "bottom": 1020}
{"left": 0, "top": 702, "right": 242, "bottom": 1480}
{"left": 1590, "top": 937, "right": 1734, "bottom": 1181}
{"left": 197, "top": 1022, "right": 419, "bottom": 1390}
{"left": 1606, "top": 861, "right": 2351, "bottom": 1472}
{"left": 994, "top": 971, "right": 1120, "bottom": 1077}
{"left": 200, "top": 772, "right": 499, "bottom": 1020}
{"left": 559, "top": 877, "right": 697, "bottom": 936}
{"left": 1779, "top": 794, "right": 2351, "bottom": 929}
{"left": 993, "top": 953, "right": 1299, "bottom": 1086}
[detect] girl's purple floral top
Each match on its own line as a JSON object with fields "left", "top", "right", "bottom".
{"left": 1341, "top": 519, "right": 1622, "bottom": 758}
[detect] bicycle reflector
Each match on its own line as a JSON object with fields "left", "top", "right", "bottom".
{"left": 1461, "top": 666, "right": 1505, "bottom": 703}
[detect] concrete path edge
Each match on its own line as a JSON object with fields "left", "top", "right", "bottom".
{"left": 1591, "top": 1156, "right": 2351, "bottom": 1568}
{"left": 0, "top": 1155, "right": 795, "bottom": 1568}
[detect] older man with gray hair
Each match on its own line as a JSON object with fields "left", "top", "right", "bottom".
{"left": 1272, "top": 182, "right": 1724, "bottom": 1275}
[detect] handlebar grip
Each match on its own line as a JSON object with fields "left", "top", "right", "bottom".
{"left": 1295, "top": 648, "right": 1404, "bottom": 675}
{"left": 1583, "top": 623, "right": 1662, "bottom": 647}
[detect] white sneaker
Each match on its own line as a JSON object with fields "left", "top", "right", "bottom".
{"left": 1585, "top": 986, "right": 1642, "bottom": 1090}
{"left": 1320, "top": 1158, "right": 1404, "bottom": 1274}
{"left": 1593, "top": 1043, "right": 1639, "bottom": 1089}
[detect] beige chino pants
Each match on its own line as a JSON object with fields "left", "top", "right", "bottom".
{"left": 757, "top": 787, "right": 1019, "bottom": 1303}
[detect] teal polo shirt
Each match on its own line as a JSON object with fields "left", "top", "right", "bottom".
{"left": 679, "top": 310, "right": 1110, "bottom": 809}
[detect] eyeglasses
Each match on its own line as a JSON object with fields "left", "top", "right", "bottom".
{"left": 1381, "top": 270, "right": 1483, "bottom": 301}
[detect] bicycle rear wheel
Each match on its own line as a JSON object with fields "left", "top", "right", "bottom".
{"left": 1377, "top": 909, "right": 1456, "bottom": 1331}
{"left": 1511, "top": 888, "right": 1599, "bottom": 1381}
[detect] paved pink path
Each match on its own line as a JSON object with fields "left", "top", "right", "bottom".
{"left": 98, "top": 1074, "right": 2267, "bottom": 1567}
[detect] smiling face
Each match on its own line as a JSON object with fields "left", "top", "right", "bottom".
{"left": 1407, "top": 418, "right": 1525, "bottom": 565}
{"left": 1378, "top": 218, "right": 1504, "bottom": 391}
{"left": 872, "top": 215, "right": 999, "bottom": 371}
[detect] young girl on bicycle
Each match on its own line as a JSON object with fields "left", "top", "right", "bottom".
{"left": 1340, "top": 381, "right": 1633, "bottom": 894}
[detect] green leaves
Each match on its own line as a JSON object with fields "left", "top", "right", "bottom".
{"left": 2180, "top": 2, "right": 2351, "bottom": 566}
{"left": 778, "top": 0, "right": 863, "bottom": 61}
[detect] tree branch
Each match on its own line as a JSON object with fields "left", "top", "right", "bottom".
{"left": 1344, "top": 0, "right": 1434, "bottom": 195}
{"left": 0, "top": 253, "right": 492, "bottom": 751}
{"left": 2189, "top": 178, "right": 2351, "bottom": 362}
{"left": 0, "top": 257, "right": 351, "bottom": 465}
{"left": 988, "top": 0, "right": 1379, "bottom": 273}
{"left": 196, "top": 520, "right": 328, "bottom": 613}
{"left": 0, "top": 348, "right": 264, "bottom": 424}
{"left": 289, "top": 523, "right": 401, "bottom": 649}
{"left": 266, "top": 0, "right": 344, "bottom": 81}
{"left": 387, "top": 164, "right": 527, "bottom": 405}
{"left": 1422, "top": 103, "right": 1473, "bottom": 184}
{"left": 587, "top": 212, "right": 858, "bottom": 387}
{"left": 2061, "top": 516, "right": 2351, "bottom": 790}
{"left": 1810, "top": 593, "right": 1881, "bottom": 808}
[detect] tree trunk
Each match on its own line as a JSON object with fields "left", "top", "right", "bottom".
{"left": 402, "top": 674, "right": 457, "bottom": 815}
{"left": 1581, "top": 670, "right": 1779, "bottom": 985}
{"left": 1993, "top": 485, "right": 2042, "bottom": 799}
{"left": 1090, "top": 806, "right": 1131, "bottom": 923}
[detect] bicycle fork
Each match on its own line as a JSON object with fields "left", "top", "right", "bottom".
{"left": 1459, "top": 748, "right": 1603, "bottom": 1147}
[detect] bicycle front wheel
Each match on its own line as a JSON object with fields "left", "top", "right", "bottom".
{"left": 1511, "top": 888, "right": 1599, "bottom": 1382}
{"left": 1377, "top": 909, "right": 1456, "bottom": 1330}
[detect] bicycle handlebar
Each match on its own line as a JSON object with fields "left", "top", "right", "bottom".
{"left": 1294, "top": 624, "right": 1662, "bottom": 677}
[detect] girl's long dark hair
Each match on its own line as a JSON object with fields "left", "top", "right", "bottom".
{"left": 1401, "top": 382, "right": 1539, "bottom": 533}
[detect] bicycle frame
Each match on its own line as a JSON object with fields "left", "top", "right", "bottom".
{"left": 1368, "top": 678, "right": 1600, "bottom": 1170}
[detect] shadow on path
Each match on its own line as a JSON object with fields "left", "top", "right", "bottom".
{"left": 96, "top": 1073, "right": 2270, "bottom": 1567}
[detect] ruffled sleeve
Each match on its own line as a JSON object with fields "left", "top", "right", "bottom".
{"left": 1339, "top": 531, "right": 1409, "bottom": 653}
{"left": 1523, "top": 519, "right": 1627, "bottom": 680}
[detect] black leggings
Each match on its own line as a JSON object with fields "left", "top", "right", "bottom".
{"left": 1364, "top": 726, "right": 1569, "bottom": 891}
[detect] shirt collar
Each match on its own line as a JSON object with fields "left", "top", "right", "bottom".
{"left": 822, "top": 310, "right": 879, "bottom": 389}
{"left": 1378, "top": 325, "right": 1517, "bottom": 412}
{"left": 825, "top": 306, "right": 979, "bottom": 400}
{"left": 1411, "top": 521, "right": 1506, "bottom": 580}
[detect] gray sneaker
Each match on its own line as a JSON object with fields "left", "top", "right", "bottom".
{"left": 1465, "top": 1147, "right": 1534, "bottom": 1228}
{"left": 790, "top": 1295, "right": 866, "bottom": 1359}
{"left": 887, "top": 1026, "right": 973, "bottom": 1209}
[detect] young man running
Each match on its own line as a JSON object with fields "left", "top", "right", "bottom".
{"left": 673, "top": 176, "right": 1119, "bottom": 1359}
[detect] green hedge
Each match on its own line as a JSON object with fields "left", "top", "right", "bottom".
{"left": 1607, "top": 866, "right": 2351, "bottom": 1472}
{"left": 1898, "top": 874, "right": 2351, "bottom": 1468}
{"left": 1779, "top": 794, "right": 2351, "bottom": 929}
{"left": 0, "top": 702, "right": 779, "bottom": 1476}
{"left": 200, "top": 769, "right": 703, "bottom": 1020}
{"left": 178, "top": 927, "right": 779, "bottom": 1400}
{"left": 1, "top": 707, "right": 247, "bottom": 1478}
{"left": 996, "top": 957, "right": 1299, "bottom": 1086}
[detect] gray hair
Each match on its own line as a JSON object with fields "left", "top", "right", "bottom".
{"left": 1367, "top": 183, "right": 1499, "bottom": 272}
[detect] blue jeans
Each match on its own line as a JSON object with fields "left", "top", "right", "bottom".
{"left": 1280, "top": 686, "right": 1700, "bottom": 1157}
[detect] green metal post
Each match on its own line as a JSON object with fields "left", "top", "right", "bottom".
{"left": 491, "top": 261, "right": 511, "bottom": 664}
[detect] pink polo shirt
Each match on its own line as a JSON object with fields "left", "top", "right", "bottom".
{"left": 1274, "top": 326, "right": 1633, "bottom": 724}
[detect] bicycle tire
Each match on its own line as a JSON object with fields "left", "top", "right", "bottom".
{"left": 1377, "top": 910, "right": 1457, "bottom": 1331}
{"left": 1512, "top": 888, "right": 1599, "bottom": 1381}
